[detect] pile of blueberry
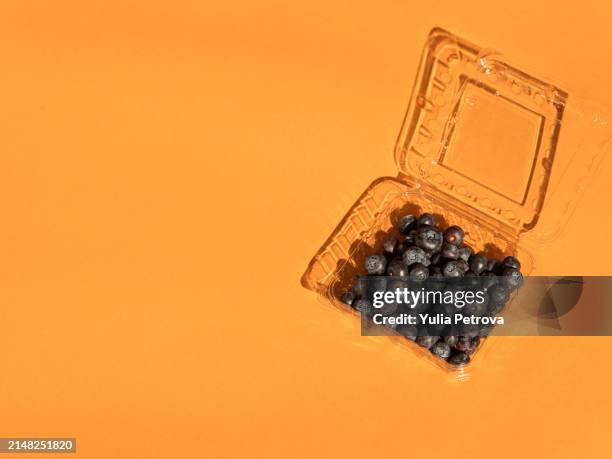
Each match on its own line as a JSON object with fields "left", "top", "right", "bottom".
{"left": 340, "top": 212, "right": 523, "bottom": 366}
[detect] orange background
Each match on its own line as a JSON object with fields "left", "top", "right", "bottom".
{"left": 0, "top": 1, "right": 611, "bottom": 458}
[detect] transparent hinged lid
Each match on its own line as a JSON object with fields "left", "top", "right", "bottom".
{"left": 300, "top": 28, "right": 612, "bottom": 374}
{"left": 395, "top": 28, "right": 612, "bottom": 243}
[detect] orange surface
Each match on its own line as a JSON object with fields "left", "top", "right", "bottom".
{"left": 0, "top": 1, "right": 611, "bottom": 458}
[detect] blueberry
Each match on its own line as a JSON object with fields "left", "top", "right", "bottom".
{"left": 502, "top": 268, "right": 523, "bottom": 290}
{"left": 463, "top": 327, "right": 481, "bottom": 339}
{"left": 463, "top": 271, "right": 480, "bottom": 289}
{"left": 469, "top": 252, "right": 487, "bottom": 275}
{"left": 487, "top": 259, "right": 501, "bottom": 274}
{"left": 431, "top": 341, "right": 451, "bottom": 359}
{"left": 456, "top": 259, "right": 469, "bottom": 273}
{"left": 387, "top": 257, "right": 409, "bottom": 277}
{"left": 398, "top": 215, "right": 417, "bottom": 235}
{"left": 397, "top": 230, "right": 418, "bottom": 249}
{"left": 458, "top": 246, "right": 473, "bottom": 262}
{"left": 405, "top": 230, "right": 418, "bottom": 245}
{"left": 352, "top": 277, "right": 365, "bottom": 298}
{"left": 470, "top": 294, "right": 490, "bottom": 316}
{"left": 430, "top": 252, "right": 442, "bottom": 266}
{"left": 341, "top": 291, "right": 355, "bottom": 306}
{"left": 480, "top": 271, "right": 498, "bottom": 290}
{"left": 502, "top": 256, "right": 521, "bottom": 270}
{"left": 468, "top": 336, "right": 481, "bottom": 354}
{"left": 361, "top": 276, "right": 386, "bottom": 299}
{"left": 416, "top": 335, "right": 439, "bottom": 349}
{"left": 441, "top": 243, "right": 459, "bottom": 260}
{"left": 396, "top": 239, "right": 410, "bottom": 254}
{"left": 353, "top": 298, "right": 372, "bottom": 314}
{"left": 416, "top": 225, "right": 443, "bottom": 252}
{"left": 429, "top": 272, "right": 445, "bottom": 292}
{"left": 444, "top": 335, "right": 458, "bottom": 346}
{"left": 442, "top": 260, "right": 463, "bottom": 278}
{"left": 429, "top": 265, "right": 442, "bottom": 276}
{"left": 386, "top": 277, "right": 406, "bottom": 293}
{"left": 454, "top": 336, "right": 472, "bottom": 352}
{"left": 365, "top": 254, "right": 387, "bottom": 275}
{"left": 379, "top": 298, "right": 399, "bottom": 317}
{"left": 453, "top": 336, "right": 470, "bottom": 352}
{"left": 403, "top": 246, "right": 429, "bottom": 266}
{"left": 383, "top": 238, "right": 398, "bottom": 256}
{"left": 444, "top": 225, "right": 464, "bottom": 246}
{"left": 409, "top": 263, "right": 429, "bottom": 282}
{"left": 352, "top": 298, "right": 372, "bottom": 313}
{"left": 488, "top": 284, "right": 510, "bottom": 304}
{"left": 417, "top": 213, "right": 435, "bottom": 227}
{"left": 448, "top": 351, "right": 470, "bottom": 365}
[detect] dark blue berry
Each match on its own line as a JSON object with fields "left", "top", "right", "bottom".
{"left": 442, "top": 260, "right": 463, "bottom": 277}
{"left": 469, "top": 252, "right": 487, "bottom": 275}
{"left": 468, "top": 336, "right": 480, "bottom": 354}
{"left": 502, "top": 268, "right": 523, "bottom": 290}
{"left": 379, "top": 298, "right": 399, "bottom": 318}
{"left": 383, "top": 238, "right": 398, "bottom": 256}
{"left": 502, "top": 256, "right": 521, "bottom": 270}
{"left": 455, "top": 337, "right": 480, "bottom": 354}
{"left": 396, "top": 239, "right": 410, "bottom": 254}
{"left": 361, "top": 276, "right": 386, "bottom": 299}
{"left": 431, "top": 341, "right": 451, "bottom": 359}
{"left": 405, "top": 229, "right": 418, "bottom": 245}
{"left": 488, "top": 284, "right": 510, "bottom": 304}
{"left": 448, "top": 351, "right": 470, "bottom": 365}
{"left": 416, "top": 335, "right": 439, "bottom": 349}
{"left": 444, "top": 225, "right": 464, "bottom": 246}
{"left": 352, "top": 277, "right": 365, "bottom": 297}
{"left": 409, "top": 263, "right": 429, "bottom": 282}
{"left": 398, "top": 215, "right": 417, "bottom": 235}
{"left": 353, "top": 298, "right": 372, "bottom": 314}
{"left": 430, "top": 252, "right": 442, "bottom": 266}
{"left": 463, "top": 271, "right": 480, "bottom": 289}
{"left": 364, "top": 254, "right": 387, "bottom": 275}
{"left": 416, "top": 225, "right": 443, "bottom": 252}
{"left": 417, "top": 213, "right": 435, "bottom": 227}
{"left": 403, "top": 246, "right": 429, "bottom": 266}
{"left": 397, "top": 231, "right": 418, "bottom": 250}
{"left": 487, "top": 259, "right": 501, "bottom": 274}
{"left": 480, "top": 271, "right": 498, "bottom": 290}
{"left": 387, "top": 257, "right": 409, "bottom": 277}
{"left": 458, "top": 246, "right": 473, "bottom": 262}
{"left": 456, "top": 259, "right": 469, "bottom": 273}
{"left": 444, "top": 335, "right": 458, "bottom": 346}
{"left": 441, "top": 243, "right": 459, "bottom": 259}
{"left": 341, "top": 291, "right": 355, "bottom": 306}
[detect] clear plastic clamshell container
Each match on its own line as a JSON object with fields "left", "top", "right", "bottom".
{"left": 301, "top": 28, "right": 612, "bottom": 374}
